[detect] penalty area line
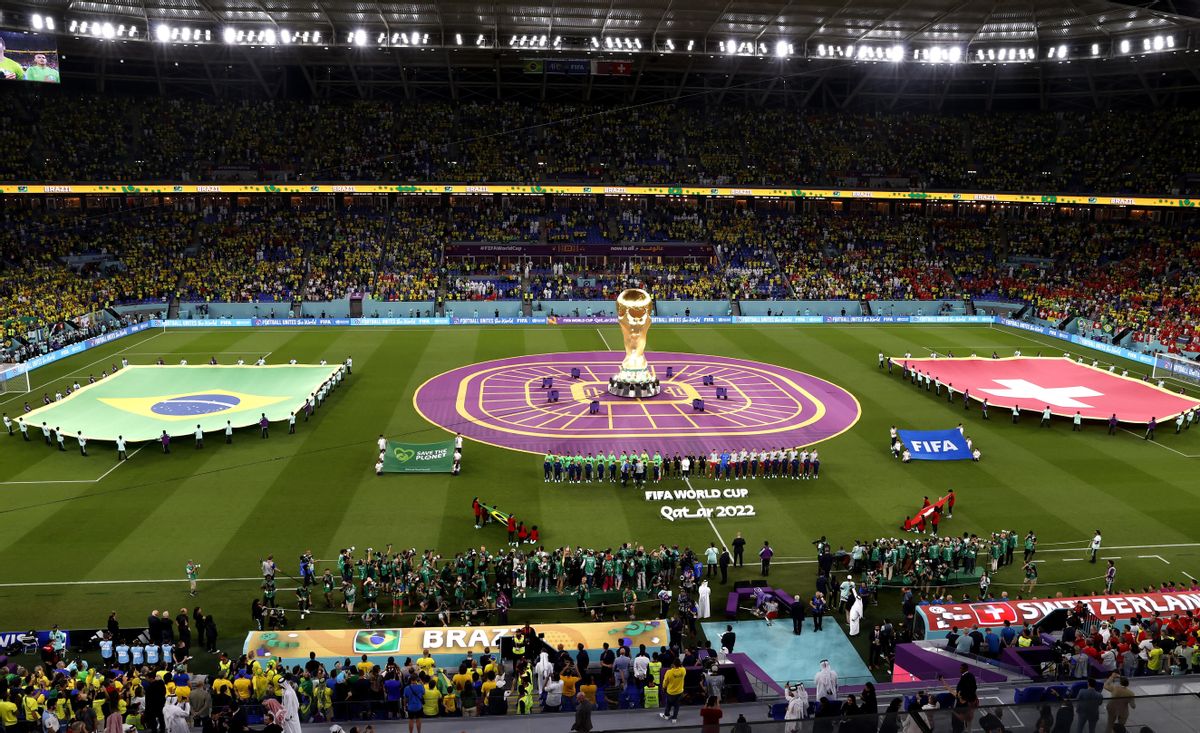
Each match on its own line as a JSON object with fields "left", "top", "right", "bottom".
{"left": 0, "top": 445, "right": 147, "bottom": 486}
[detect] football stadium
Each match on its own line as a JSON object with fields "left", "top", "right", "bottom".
{"left": 3, "top": 0, "right": 1200, "bottom": 731}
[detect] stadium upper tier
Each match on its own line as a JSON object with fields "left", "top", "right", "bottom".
{"left": 1, "top": 201, "right": 1197, "bottom": 363}
{"left": 3, "top": 92, "right": 1200, "bottom": 196}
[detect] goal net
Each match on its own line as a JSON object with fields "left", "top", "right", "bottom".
{"left": 1151, "top": 352, "right": 1200, "bottom": 391}
{"left": 0, "top": 364, "right": 31, "bottom": 395}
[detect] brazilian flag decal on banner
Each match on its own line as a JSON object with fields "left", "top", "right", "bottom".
{"left": 354, "top": 629, "right": 402, "bottom": 653}
{"left": 382, "top": 439, "right": 456, "bottom": 473}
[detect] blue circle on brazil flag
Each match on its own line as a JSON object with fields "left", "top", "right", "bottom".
{"left": 150, "top": 394, "right": 241, "bottom": 416}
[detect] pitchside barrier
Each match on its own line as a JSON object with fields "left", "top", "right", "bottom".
{"left": 0, "top": 314, "right": 1174, "bottom": 389}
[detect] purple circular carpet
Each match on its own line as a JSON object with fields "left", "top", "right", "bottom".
{"left": 413, "top": 351, "right": 860, "bottom": 455}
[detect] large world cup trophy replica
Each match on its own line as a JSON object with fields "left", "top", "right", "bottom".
{"left": 607, "top": 288, "right": 661, "bottom": 398}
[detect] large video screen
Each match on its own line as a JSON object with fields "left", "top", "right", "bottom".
{"left": 0, "top": 30, "right": 61, "bottom": 83}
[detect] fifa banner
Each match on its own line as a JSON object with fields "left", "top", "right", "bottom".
{"left": 918, "top": 591, "right": 1200, "bottom": 638}
{"left": 243, "top": 619, "right": 667, "bottom": 666}
{"left": 897, "top": 429, "right": 973, "bottom": 461}
{"left": 381, "top": 439, "right": 456, "bottom": 473}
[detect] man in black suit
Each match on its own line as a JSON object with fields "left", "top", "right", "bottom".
{"left": 718, "top": 548, "right": 731, "bottom": 584}
{"left": 147, "top": 610, "right": 161, "bottom": 645}
{"left": 144, "top": 673, "right": 167, "bottom": 733}
{"left": 575, "top": 643, "right": 590, "bottom": 674}
{"left": 719, "top": 625, "right": 736, "bottom": 653}
{"left": 790, "top": 597, "right": 807, "bottom": 635}
{"left": 731, "top": 533, "right": 746, "bottom": 567}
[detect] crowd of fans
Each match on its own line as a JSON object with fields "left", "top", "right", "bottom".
{"left": 2, "top": 199, "right": 1198, "bottom": 357}
{"left": 6, "top": 91, "right": 1200, "bottom": 194}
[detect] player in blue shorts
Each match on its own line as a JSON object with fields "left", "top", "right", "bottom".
{"left": 543, "top": 452, "right": 552, "bottom": 482}
{"left": 553, "top": 454, "right": 563, "bottom": 482}
{"left": 584, "top": 454, "right": 594, "bottom": 483}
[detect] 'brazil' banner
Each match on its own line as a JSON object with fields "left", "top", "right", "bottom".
{"left": 382, "top": 439, "right": 455, "bottom": 473}
{"left": 897, "top": 429, "right": 973, "bottom": 461}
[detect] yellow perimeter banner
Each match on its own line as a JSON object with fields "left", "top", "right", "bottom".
{"left": 0, "top": 182, "right": 1193, "bottom": 209}
{"left": 244, "top": 619, "right": 666, "bottom": 663}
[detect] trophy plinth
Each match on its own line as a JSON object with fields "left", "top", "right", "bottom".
{"left": 607, "top": 288, "right": 660, "bottom": 398}
{"left": 608, "top": 366, "right": 661, "bottom": 398}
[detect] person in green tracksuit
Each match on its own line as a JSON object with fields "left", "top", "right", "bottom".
{"left": 0, "top": 37, "right": 26, "bottom": 80}
{"left": 608, "top": 452, "right": 618, "bottom": 482}
{"left": 544, "top": 452, "right": 553, "bottom": 482}
{"left": 652, "top": 452, "right": 663, "bottom": 483}
{"left": 23, "top": 54, "right": 59, "bottom": 83}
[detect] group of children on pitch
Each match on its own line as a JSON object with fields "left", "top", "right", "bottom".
{"left": 541, "top": 447, "right": 821, "bottom": 485}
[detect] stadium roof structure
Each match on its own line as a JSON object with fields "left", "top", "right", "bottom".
{"left": 9, "top": 0, "right": 1200, "bottom": 106}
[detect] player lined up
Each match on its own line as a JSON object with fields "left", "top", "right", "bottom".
{"left": 542, "top": 447, "right": 821, "bottom": 485}
{"left": 3, "top": 356, "right": 352, "bottom": 459}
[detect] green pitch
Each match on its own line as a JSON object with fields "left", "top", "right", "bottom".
{"left": 0, "top": 323, "right": 1196, "bottom": 670}
{"left": 20, "top": 364, "right": 340, "bottom": 441}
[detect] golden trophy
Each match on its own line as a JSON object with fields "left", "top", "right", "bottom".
{"left": 608, "top": 288, "right": 660, "bottom": 398}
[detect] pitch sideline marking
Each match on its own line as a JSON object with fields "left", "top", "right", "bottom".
{"left": 0, "top": 445, "right": 148, "bottom": 486}
{"left": 1119, "top": 429, "right": 1199, "bottom": 458}
{"left": 91, "top": 445, "right": 148, "bottom": 482}
{"left": 681, "top": 474, "right": 729, "bottom": 553}
{"left": 596, "top": 328, "right": 612, "bottom": 351}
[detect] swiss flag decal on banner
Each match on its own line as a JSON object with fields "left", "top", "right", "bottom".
{"left": 892, "top": 356, "right": 1197, "bottom": 423}
{"left": 591, "top": 60, "right": 633, "bottom": 76}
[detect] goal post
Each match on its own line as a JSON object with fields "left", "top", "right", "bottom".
{"left": 1151, "top": 352, "right": 1200, "bottom": 392}
{"left": 0, "top": 364, "right": 31, "bottom": 395}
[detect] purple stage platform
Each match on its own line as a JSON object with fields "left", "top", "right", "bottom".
{"left": 413, "top": 351, "right": 860, "bottom": 454}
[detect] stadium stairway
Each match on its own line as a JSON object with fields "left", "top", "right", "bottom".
{"left": 862, "top": 299, "right": 873, "bottom": 316}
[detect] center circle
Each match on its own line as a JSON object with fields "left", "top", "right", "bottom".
{"left": 413, "top": 351, "right": 860, "bottom": 455}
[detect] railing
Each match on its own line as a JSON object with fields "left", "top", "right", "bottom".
{"left": 272, "top": 690, "right": 1200, "bottom": 732}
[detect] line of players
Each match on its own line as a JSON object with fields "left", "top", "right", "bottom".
{"left": 542, "top": 446, "right": 822, "bottom": 484}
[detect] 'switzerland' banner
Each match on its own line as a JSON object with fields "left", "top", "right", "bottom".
{"left": 243, "top": 619, "right": 666, "bottom": 664}
{"left": 918, "top": 591, "right": 1200, "bottom": 637}
{"left": 381, "top": 439, "right": 455, "bottom": 473}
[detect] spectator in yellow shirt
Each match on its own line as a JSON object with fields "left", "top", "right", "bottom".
{"left": 560, "top": 664, "right": 581, "bottom": 699}
{"left": 660, "top": 659, "right": 687, "bottom": 723}
{"left": 416, "top": 650, "right": 436, "bottom": 676}
{"left": 356, "top": 655, "right": 374, "bottom": 676}
{"left": 421, "top": 681, "right": 442, "bottom": 717}
{"left": 579, "top": 675, "right": 598, "bottom": 706}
